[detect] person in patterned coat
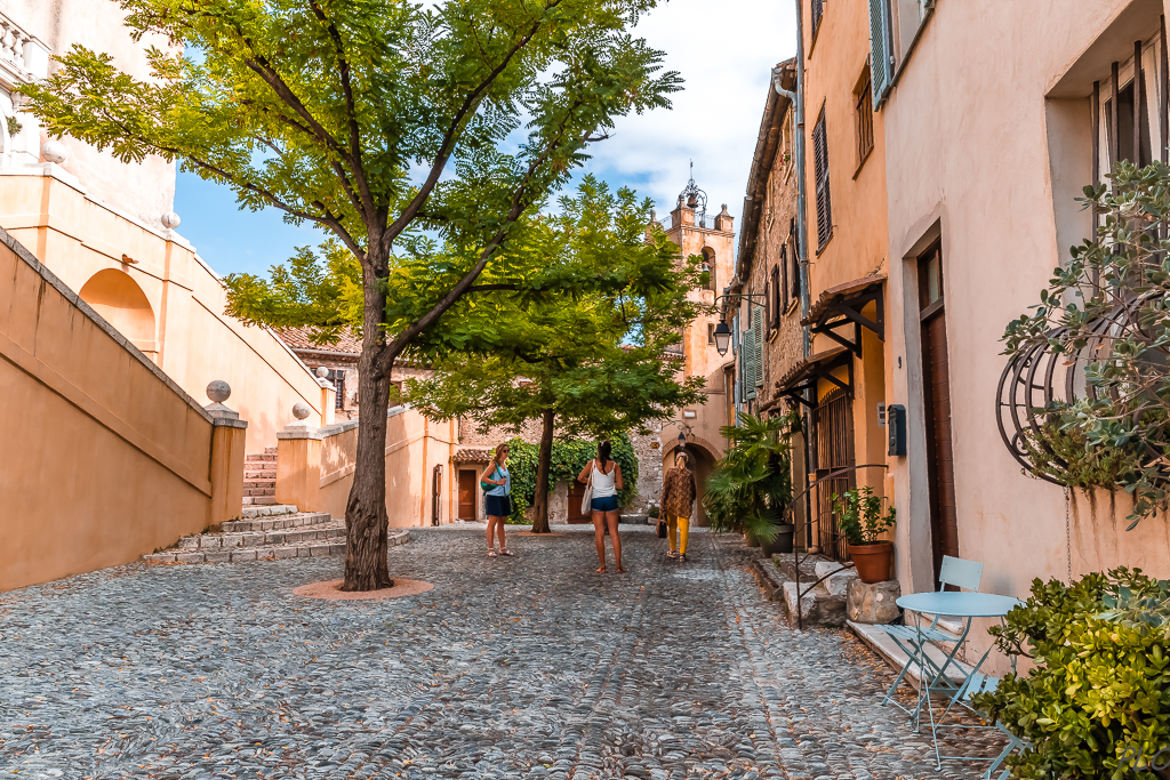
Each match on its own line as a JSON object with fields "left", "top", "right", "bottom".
{"left": 659, "top": 451, "right": 697, "bottom": 562}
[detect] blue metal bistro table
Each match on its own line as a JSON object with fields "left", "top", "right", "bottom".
{"left": 894, "top": 591, "right": 1023, "bottom": 770}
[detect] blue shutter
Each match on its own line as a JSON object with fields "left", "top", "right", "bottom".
{"left": 868, "top": 0, "right": 894, "bottom": 102}
{"left": 752, "top": 305, "right": 765, "bottom": 389}
{"left": 743, "top": 327, "right": 757, "bottom": 401}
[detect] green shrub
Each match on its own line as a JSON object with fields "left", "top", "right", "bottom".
{"left": 703, "top": 411, "right": 799, "bottom": 542}
{"left": 973, "top": 568, "right": 1170, "bottom": 779}
{"left": 503, "top": 434, "right": 638, "bottom": 523}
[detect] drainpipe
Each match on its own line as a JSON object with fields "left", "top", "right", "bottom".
{"left": 783, "top": 0, "right": 817, "bottom": 549}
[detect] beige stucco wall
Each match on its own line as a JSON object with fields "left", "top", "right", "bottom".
{"left": 0, "top": 171, "right": 327, "bottom": 451}
{"left": 881, "top": 0, "right": 1170, "bottom": 669}
{"left": 277, "top": 408, "right": 458, "bottom": 528}
{"left": 0, "top": 229, "right": 244, "bottom": 592}
{"left": 4, "top": 0, "right": 176, "bottom": 228}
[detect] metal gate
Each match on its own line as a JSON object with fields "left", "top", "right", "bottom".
{"left": 814, "top": 389, "right": 854, "bottom": 560}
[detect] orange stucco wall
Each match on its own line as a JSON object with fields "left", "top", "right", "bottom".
{"left": 277, "top": 407, "right": 458, "bottom": 527}
{"left": 0, "top": 171, "right": 326, "bottom": 451}
{"left": 0, "top": 229, "right": 244, "bottom": 592}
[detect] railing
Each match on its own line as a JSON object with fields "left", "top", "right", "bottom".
{"left": 782, "top": 462, "right": 890, "bottom": 630}
{"left": 0, "top": 13, "right": 47, "bottom": 78}
{"left": 656, "top": 210, "right": 727, "bottom": 232}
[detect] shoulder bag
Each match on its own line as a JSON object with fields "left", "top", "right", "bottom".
{"left": 580, "top": 463, "right": 594, "bottom": 515}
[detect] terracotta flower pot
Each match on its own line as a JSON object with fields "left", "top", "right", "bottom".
{"left": 849, "top": 541, "right": 893, "bottom": 583}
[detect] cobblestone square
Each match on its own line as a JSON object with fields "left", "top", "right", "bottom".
{"left": 1, "top": 527, "right": 998, "bottom": 778}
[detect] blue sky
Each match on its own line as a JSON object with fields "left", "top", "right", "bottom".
{"left": 174, "top": 0, "right": 797, "bottom": 277}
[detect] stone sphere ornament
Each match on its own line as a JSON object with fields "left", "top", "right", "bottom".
{"left": 206, "top": 380, "right": 231, "bottom": 404}
{"left": 315, "top": 366, "right": 330, "bottom": 378}
{"left": 41, "top": 140, "right": 66, "bottom": 164}
{"left": 161, "top": 211, "right": 181, "bottom": 229}
{"left": 292, "top": 402, "right": 312, "bottom": 421}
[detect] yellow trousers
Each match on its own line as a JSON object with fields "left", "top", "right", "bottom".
{"left": 667, "top": 514, "right": 690, "bottom": 554}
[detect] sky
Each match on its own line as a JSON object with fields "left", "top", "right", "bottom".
{"left": 173, "top": 0, "right": 798, "bottom": 277}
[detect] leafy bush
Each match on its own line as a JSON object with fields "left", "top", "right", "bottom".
{"left": 1002, "top": 160, "right": 1170, "bottom": 525}
{"left": 973, "top": 568, "right": 1170, "bottom": 779}
{"left": 503, "top": 434, "right": 637, "bottom": 523}
{"left": 703, "top": 411, "right": 799, "bottom": 542}
{"left": 832, "top": 486, "right": 894, "bottom": 545}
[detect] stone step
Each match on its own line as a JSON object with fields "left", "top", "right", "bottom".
{"left": 244, "top": 485, "right": 276, "bottom": 495}
{"left": 175, "top": 521, "right": 345, "bottom": 550}
{"left": 244, "top": 469, "right": 276, "bottom": 479}
{"left": 144, "top": 529, "right": 409, "bottom": 564}
{"left": 242, "top": 495, "right": 277, "bottom": 506}
{"left": 241, "top": 504, "right": 298, "bottom": 518}
{"left": 223, "top": 512, "right": 332, "bottom": 533}
{"left": 245, "top": 453, "right": 277, "bottom": 463}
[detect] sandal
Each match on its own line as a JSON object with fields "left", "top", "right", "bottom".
{"left": 678, "top": 553, "right": 687, "bottom": 563}
{"left": 487, "top": 549, "right": 498, "bottom": 558}
{"left": 665, "top": 551, "right": 678, "bottom": 560}
{"left": 499, "top": 549, "right": 515, "bottom": 557}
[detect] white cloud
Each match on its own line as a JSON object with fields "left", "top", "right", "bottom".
{"left": 582, "top": 0, "right": 797, "bottom": 223}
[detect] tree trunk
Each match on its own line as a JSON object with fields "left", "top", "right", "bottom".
{"left": 342, "top": 265, "right": 394, "bottom": 591}
{"left": 531, "top": 408, "right": 555, "bottom": 533}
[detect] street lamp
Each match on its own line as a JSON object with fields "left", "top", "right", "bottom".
{"left": 713, "top": 320, "right": 732, "bottom": 356}
{"left": 711, "top": 291, "right": 766, "bottom": 357}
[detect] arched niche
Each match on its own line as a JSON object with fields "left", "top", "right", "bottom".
{"left": 701, "top": 246, "right": 717, "bottom": 291}
{"left": 78, "top": 269, "right": 157, "bottom": 356}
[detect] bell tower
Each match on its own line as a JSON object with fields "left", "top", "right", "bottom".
{"left": 656, "top": 164, "right": 736, "bottom": 523}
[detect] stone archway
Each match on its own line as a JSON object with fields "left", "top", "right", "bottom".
{"left": 78, "top": 269, "right": 157, "bottom": 358}
{"left": 663, "top": 438, "right": 719, "bottom": 526}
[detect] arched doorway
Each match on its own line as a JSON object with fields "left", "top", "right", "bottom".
{"left": 78, "top": 269, "right": 157, "bottom": 358}
{"left": 664, "top": 439, "right": 718, "bottom": 526}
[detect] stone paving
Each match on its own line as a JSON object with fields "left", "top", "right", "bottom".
{"left": 0, "top": 526, "right": 1003, "bottom": 779}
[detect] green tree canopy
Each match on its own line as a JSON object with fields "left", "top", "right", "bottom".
{"left": 19, "top": 0, "right": 680, "bottom": 589}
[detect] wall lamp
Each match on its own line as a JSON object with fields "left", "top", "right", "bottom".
{"left": 712, "top": 290, "right": 766, "bottom": 356}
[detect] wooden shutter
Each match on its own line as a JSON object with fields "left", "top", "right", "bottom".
{"left": 743, "top": 326, "right": 757, "bottom": 400}
{"left": 753, "top": 305, "right": 765, "bottom": 388}
{"left": 868, "top": 0, "right": 894, "bottom": 102}
{"left": 813, "top": 111, "right": 832, "bottom": 247}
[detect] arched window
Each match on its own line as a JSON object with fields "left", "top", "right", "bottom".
{"left": 701, "top": 247, "right": 716, "bottom": 291}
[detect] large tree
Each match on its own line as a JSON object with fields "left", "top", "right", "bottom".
{"left": 20, "top": 0, "right": 678, "bottom": 589}
{"left": 405, "top": 178, "right": 706, "bottom": 532}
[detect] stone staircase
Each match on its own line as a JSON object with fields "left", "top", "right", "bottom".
{"left": 242, "top": 447, "right": 277, "bottom": 507}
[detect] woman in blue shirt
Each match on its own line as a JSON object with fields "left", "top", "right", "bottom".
{"left": 480, "top": 443, "right": 514, "bottom": 558}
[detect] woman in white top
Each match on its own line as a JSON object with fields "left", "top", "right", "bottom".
{"left": 576, "top": 440, "right": 624, "bottom": 573}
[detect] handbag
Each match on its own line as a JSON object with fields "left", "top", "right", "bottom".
{"left": 580, "top": 464, "right": 594, "bottom": 515}
{"left": 656, "top": 519, "right": 667, "bottom": 539}
{"left": 480, "top": 466, "right": 499, "bottom": 492}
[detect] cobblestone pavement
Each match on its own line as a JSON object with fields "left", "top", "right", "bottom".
{"left": 1, "top": 526, "right": 1003, "bottom": 779}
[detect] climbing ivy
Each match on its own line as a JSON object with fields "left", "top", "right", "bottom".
{"left": 504, "top": 434, "right": 638, "bottom": 523}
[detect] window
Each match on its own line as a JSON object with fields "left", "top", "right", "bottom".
{"left": 702, "top": 247, "right": 717, "bottom": 291}
{"left": 813, "top": 109, "right": 832, "bottom": 248}
{"left": 1106, "top": 79, "right": 1151, "bottom": 168}
{"left": 325, "top": 369, "right": 345, "bottom": 409}
{"left": 855, "top": 66, "right": 874, "bottom": 169}
{"left": 788, "top": 220, "right": 801, "bottom": 304}
{"left": 707, "top": 323, "right": 716, "bottom": 345}
{"left": 811, "top": 0, "right": 825, "bottom": 37}
{"left": 868, "top": 0, "right": 894, "bottom": 102}
{"left": 770, "top": 265, "right": 781, "bottom": 328}
{"left": 764, "top": 278, "right": 771, "bottom": 335}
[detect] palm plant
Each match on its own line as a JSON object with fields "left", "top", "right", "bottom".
{"left": 704, "top": 411, "right": 799, "bottom": 542}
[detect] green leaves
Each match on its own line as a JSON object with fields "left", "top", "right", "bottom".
{"left": 975, "top": 568, "right": 1170, "bottom": 779}
{"left": 831, "top": 486, "right": 894, "bottom": 545}
{"left": 1001, "top": 160, "right": 1170, "bottom": 526}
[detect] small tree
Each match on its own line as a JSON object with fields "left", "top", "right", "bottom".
{"left": 405, "top": 178, "right": 706, "bottom": 532}
{"left": 20, "top": 0, "right": 679, "bottom": 589}
{"left": 1003, "top": 160, "right": 1170, "bottom": 526}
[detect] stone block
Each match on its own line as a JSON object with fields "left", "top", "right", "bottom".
{"left": 202, "top": 550, "right": 232, "bottom": 563}
{"left": 177, "top": 536, "right": 199, "bottom": 549}
{"left": 781, "top": 581, "right": 847, "bottom": 628}
{"left": 230, "top": 550, "right": 257, "bottom": 562}
{"left": 273, "top": 546, "right": 298, "bottom": 560}
{"left": 174, "top": 552, "right": 205, "bottom": 563}
{"left": 823, "top": 568, "right": 858, "bottom": 598}
{"left": 200, "top": 536, "right": 221, "bottom": 549}
{"left": 847, "top": 578, "right": 901, "bottom": 624}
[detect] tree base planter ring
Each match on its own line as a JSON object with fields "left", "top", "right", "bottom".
{"left": 848, "top": 541, "right": 893, "bottom": 583}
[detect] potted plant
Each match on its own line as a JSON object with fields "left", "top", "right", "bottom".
{"left": 703, "top": 411, "right": 799, "bottom": 554}
{"left": 833, "top": 486, "right": 895, "bottom": 582}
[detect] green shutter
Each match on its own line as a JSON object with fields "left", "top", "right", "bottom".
{"left": 869, "top": 0, "right": 894, "bottom": 102}
{"left": 753, "top": 305, "right": 765, "bottom": 388}
{"left": 743, "top": 327, "right": 756, "bottom": 400}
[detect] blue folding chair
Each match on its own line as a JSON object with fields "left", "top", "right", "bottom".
{"left": 931, "top": 673, "right": 1029, "bottom": 778}
{"left": 877, "top": 555, "right": 984, "bottom": 716}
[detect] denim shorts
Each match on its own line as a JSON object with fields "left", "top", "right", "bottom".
{"left": 590, "top": 495, "right": 619, "bottom": 512}
{"left": 485, "top": 494, "right": 512, "bottom": 518}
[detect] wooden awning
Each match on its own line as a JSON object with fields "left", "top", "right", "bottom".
{"left": 774, "top": 345, "right": 853, "bottom": 407}
{"left": 802, "top": 273, "right": 886, "bottom": 358}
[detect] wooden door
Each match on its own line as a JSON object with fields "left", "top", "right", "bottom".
{"left": 458, "top": 469, "right": 478, "bottom": 522}
{"left": 919, "top": 243, "right": 959, "bottom": 583}
{"left": 815, "top": 389, "right": 854, "bottom": 561}
{"left": 567, "top": 481, "right": 589, "bottom": 523}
